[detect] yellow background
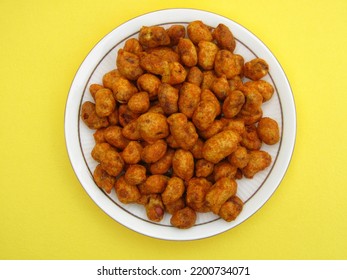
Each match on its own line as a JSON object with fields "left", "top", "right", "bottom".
{"left": 1, "top": 0, "right": 347, "bottom": 260}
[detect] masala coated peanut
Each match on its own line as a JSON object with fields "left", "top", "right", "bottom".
{"left": 93, "top": 164, "right": 116, "bottom": 193}
{"left": 172, "top": 149, "right": 194, "bottom": 181}
{"left": 242, "top": 150, "right": 272, "bottom": 178}
{"left": 115, "top": 176, "right": 141, "bottom": 204}
{"left": 202, "top": 130, "right": 241, "bottom": 164}
{"left": 256, "top": 117, "right": 280, "bottom": 145}
{"left": 244, "top": 58, "right": 269, "bottom": 81}
{"left": 139, "top": 26, "right": 170, "bottom": 48}
{"left": 141, "top": 139, "right": 167, "bottom": 163}
{"left": 121, "top": 141, "right": 143, "bottom": 164}
{"left": 212, "top": 23, "right": 236, "bottom": 52}
{"left": 137, "top": 112, "right": 169, "bottom": 143}
{"left": 167, "top": 113, "right": 199, "bottom": 150}
{"left": 186, "top": 177, "right": 212, "bottom": 212}
{"left": 205, "top": 177, "right": 237, "bottom": 215}
{"left": 219, "top": 196, "right": 244, "bottom": 222}
{"left": 124, "top": 164, "right": 147, "bottom": 185}
{"left": 81, "top": 101, "right": 109, "bottom": 129}
{"left": 170, "top": 207, "right": 196, "bottom": 229}
{"left": 162, "top": 177, "right": 185, "bottom": 206}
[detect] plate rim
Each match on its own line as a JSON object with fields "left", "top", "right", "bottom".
{"left": 64, "top": 8, "right": 297, "bottom": 241}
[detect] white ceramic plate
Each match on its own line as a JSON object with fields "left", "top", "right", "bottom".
{"left": 64, "top": 8, "right": 296, "bottom": 241}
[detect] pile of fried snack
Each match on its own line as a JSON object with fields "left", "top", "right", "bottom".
{"left": 81, "top": 21, "right": 280, "bottom": 229}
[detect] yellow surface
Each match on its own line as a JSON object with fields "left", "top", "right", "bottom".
{"left": 1, "top": 0, "right": 347, "bottom": 260}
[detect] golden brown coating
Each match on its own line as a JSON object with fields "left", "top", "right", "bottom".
{"left": 95, "top": 88, "right": 116, "bottom": 117}
{"left": 192, "top": 89, "right": 220, "bottom": 131}
{"left": 104, "top": 125, "right": 130, "bottom": 150}
{"left": 222, "top": 90, "right": 245, "bottom": 118}
{"left": 121, "top": 141, "right": 143, "bottom": 164}
{"left": 146, "top": 47, "right": 180, "bottom": 63}
{"left": 189, "top": 138, "right": 204, "bottom": 159}
{"left": 240, "top": 86, "right": 263, "bottom": 113}
{"left": 147, "top": 102, "right": 165, "bottom": 115}
{"left": 228, "top": 75, "right": 244, "bottom": 92}
{"left": 195, "top": 159, "right": 214, "bottom": 178}
{"left": 81, "top": 101, "right": 109, "bottom": 129}
{"left": 137, "top": 73, "right": 161, "bottom": 100}
{"left": 93, "top": 164, "right": 116, "bottom": 193}
{"left": 157, "top": 83, "right": 179, "bottom": 115}
{"left": 205, "top": 177, "right": 237, "bottom": 215}
{"left": 141, "top": 139, "right": 167, "bottom": 163}
{"left": 139, "top": 175, "right": 169, "bottom": 194}
{"left": 166, "top": 134, "right": 180, "bottom": 149}
{"left": 137, "top": 112, "right": 169, "bottom": 143}
{"left": 244, "top": 58, "right": 269, "bottom": 80}
{"left": 235, "top": 168, "right": 243, "bottom": 180}
{"left": 123, "top": 38, "right": 143, "bottom": 55}
{"left": 161, "top": 61, "right": 187, "bottom": 85}
{"left": 139, "top": 52, "right": 169, "bottom": 76}
{"left": 221, "top": 118, "right": 246, "bottom": 135}
{"left": 111, "top": 76, "right": 138, "bottom": 104}
{"left": 187, "top": 20, "right": 213, "bottom": 44}
{"left": 107, "top": 107, "right": 119, "bottom": 126}
{"left": 127, "top": 91, "right": 150, "bottom": 114}
{"left": 165, "top": 197, "right": 185, "bottom": 215}
{"left": 256, "top": 117, "right": 280, "bottom": 145}
{"left": 89, "top": 83, "right": 104, "bottom": 100}
{"left": 172, "top": 149, "right": 194, "bottom": 181}
{"left": 92, "top": 143, "right": 124, "bottom": 177}
{"left": 186, "top": 177, "right": 212, "bottom": 212}
{"left": 237, "top": 107, "right": 263, "bottom": 126}
{"left": 201, "top": 70, "right": 216, "bottom": 90}
{"left": 211, "top": 75, "right": 230, "bottom": 101}
{"left": 202, "top": 130, "right": 241, "bottom": 164}
{"left": 149, "top": 148, "right": 175, "bottom": 175}
{"left": 115, "top": 176, "right": 141, "bottom": 204}
{"left": 139, "top": 26, "right": 170, "bottom": 48}
{"left": 219, "top": 196, "right": 243, "bottom": 222}
{"left": 93, "top": 128, "right": 106, "bottom": 143}
{"left": 122, "top": 120, "right": 141, "bottom": 140}
{"left": 100, "top": 150, "right": 124, "bottom": 177}
{"left": 214, "top": 50, "right": 244, "bottom": 79}
{"left": 167, "top": 113, "right": 199, "bottom": 150}
{"left": 178, "top": 82, "right": 201, "bottom": 118}
{"left": 140, "top": 52, "right": 184, "bottom": 85}
{"left": 162, "top": 177, "right": 185, "bottom": 206}
{"left": 192, "top": 99, "right": 218, "bottom": 131}
{"left": 242, "top": 150, "right": 271, "bottom": 178}
{"left": 124, "top": 164, "right": 147, "bottom": 185}
{"left": 166, "top": 24, "right": 186, "bottom": 46}
{"left": 170, "top": 207, "right": 197, "bottom": 229}
{"left": 244, "top": 80, "right": 274, "bottom": 102}
{"left": 198, "top": 119, "right": 224, "bottom": 140}
{"left": 91, "top": 142, "right": 113, "bottom": 162}
{"left": 213, "top": 160, "right": 238, "bottom": 182}
{"left": 237, "top": 87, "right": 263, "bottom": 125}
{"left": 212, "top": 23, "right": 236, "bottom": 52}
{"left": 200, "top": 88, "right": 221, "bottom": 116}
{"left": 241, "top": 124, "right": 262, "bottom": 151}
{"left": 178, "top": 38, "right": 198, "bottom": 67}
{"left": 186, "top": 66, "right": 203, "bottom": 86}
{"left": 116, "top": 49, "right": 143, "bottom": 81}
{"left": 228, "top": 146, "right": 250, "bottom": 169}
{"left": 136, "top": 194, "right": 150, "bottom": 205}
{"left": 198, "top": 40, "right": 219, "bottom": 70}
{"left": 145, "top": 194, "right": 165, "bottom": 222}
{"left": 102, "top": 69, "right": 122, "bottom": 89}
